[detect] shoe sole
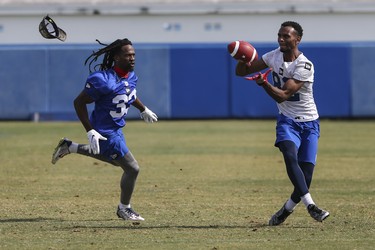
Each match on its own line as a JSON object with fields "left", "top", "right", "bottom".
{"left": 310, "top": 211, "right": 330, "bottom": 222}
{"left": 116, "top": 211, "right": 145, "bottom": 221}
{"left": 320, "top": 212, "right": 330, "bottom": 222}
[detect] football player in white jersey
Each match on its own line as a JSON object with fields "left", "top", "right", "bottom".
{"left": 236, "top": 21, "right": 329, "bottom": 225}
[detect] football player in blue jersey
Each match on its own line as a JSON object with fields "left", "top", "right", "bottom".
{"left": 51, "top": 38, "right": 158, "bottom": 221}
{"left": 235, "top": 21, "right": 329, "bottom": 225}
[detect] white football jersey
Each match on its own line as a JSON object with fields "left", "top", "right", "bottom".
{"left": 262, "top": 48, "right": 319, "bottom": 122}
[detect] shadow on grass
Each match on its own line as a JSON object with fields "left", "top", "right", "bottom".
{"left": 0, "top": 216, "right": 270, "bottom": 229}
{"left": 67, "top": 223, "right": 268, "bottom": 230}
{"left": 69, "top": 221, "right": 271, "bottom": 230}
{"left": 0, "top": 217, "right": 64, "bottom": 223}
{"left": 0, "top": 217, "right": 317, "bottom": 230}
{"left": 91, "top": 224, "right": 270, "bottom": 230}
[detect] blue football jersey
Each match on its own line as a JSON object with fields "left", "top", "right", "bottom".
{"left": 84, "top": 69, "right": 137, "bottom": 134}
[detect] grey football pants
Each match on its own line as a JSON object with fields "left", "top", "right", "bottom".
{"left": 77, "top": 144, "right": 140, "bottom": 205}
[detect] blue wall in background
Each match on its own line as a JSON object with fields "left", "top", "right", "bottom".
{"left": 0, "top": 42, "right": 374, "bottom": 120}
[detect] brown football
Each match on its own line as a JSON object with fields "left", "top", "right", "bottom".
{"left": 227, "top": 40, "right": 258, "bottom": 63}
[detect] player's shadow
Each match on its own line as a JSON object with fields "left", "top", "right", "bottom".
{"left": 0, "top": 217, "right": 64, "bottom": 223}
{"left": 0, "top": 217, "right": 312, "bottom": 229}
{"left": 68, "top": 221, "right": 269, "bottom": 230}
{"left": 109, "top": 224, "right": 268, "bottom": 230}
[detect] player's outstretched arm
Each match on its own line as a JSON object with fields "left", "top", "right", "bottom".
{"left": 262, "top": 78, "right": 304, "bottom": 103}
{"left": 236, "top": 58, "right": 268, "bottom": 76}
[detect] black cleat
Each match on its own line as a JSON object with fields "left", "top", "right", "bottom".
{"left": 307, "top": 204, "right": 330, "bottom": 222}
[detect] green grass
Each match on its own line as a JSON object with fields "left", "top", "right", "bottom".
{"left": 0, "top": 120, "right": 374, "bottom": 249}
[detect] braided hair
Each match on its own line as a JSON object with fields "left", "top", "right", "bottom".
{"left": 84, "top": 38, "right": 133, "bottom": 72}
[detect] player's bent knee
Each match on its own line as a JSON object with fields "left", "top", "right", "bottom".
{"left": 114, "top": 154, "right": 140, "bottom": 175}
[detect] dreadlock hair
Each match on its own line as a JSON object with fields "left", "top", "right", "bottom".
{"left": 281, "top": 21, "right": 303, "bottom": 38}
{"left": 84, "top": 38, "right": 133, "bottom": 72}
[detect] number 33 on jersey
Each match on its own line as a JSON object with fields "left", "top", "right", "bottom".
{"left": 84, "top": 69, "right": 138, "bottom": 130}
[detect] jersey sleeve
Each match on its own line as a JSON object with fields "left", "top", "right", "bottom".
{"left": 293, "top": 61, "right": 314, "bottom": 82}
{"left": 84, "top": 71, "right": 110, "bottom": 101}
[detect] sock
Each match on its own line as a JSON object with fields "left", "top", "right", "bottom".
{"left": 285, "top": 198, "right": 298, "bottom": 212}
{"left": 119, "top": 203, "right": 131, "bottom": 210}
{"left": 69, "top": 142, "right": 78, "bottom": 153}
{"left": 301, "top": 193, "right": 315, "bottom": 208}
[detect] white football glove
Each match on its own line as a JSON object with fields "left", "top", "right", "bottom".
{"left": 87, "top": 129, "right": 107, "bottom": 155}
{"left": 140, "top": 107, "right": 158, "bottom": 123}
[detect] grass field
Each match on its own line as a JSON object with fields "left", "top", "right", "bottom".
{"left": 0, "top": 120, "right": 374, "bottom": 250}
